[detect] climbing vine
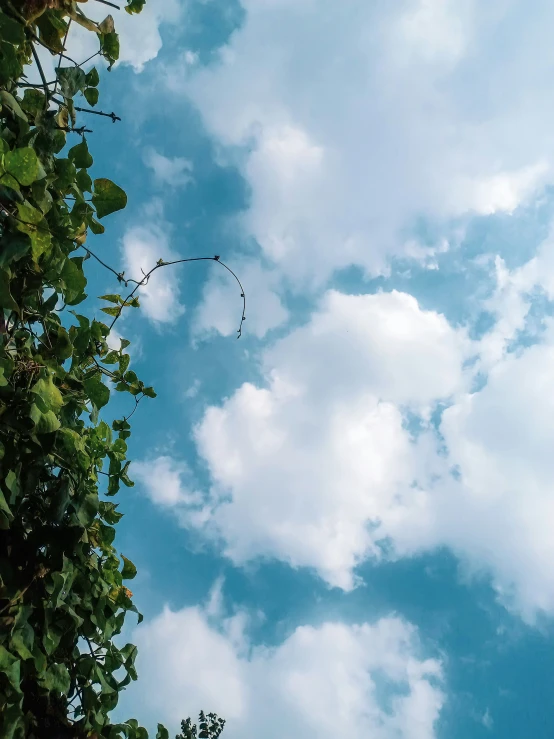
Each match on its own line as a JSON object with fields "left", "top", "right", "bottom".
{"left": 0, "top": 1, "right": 237, "bottom": 736}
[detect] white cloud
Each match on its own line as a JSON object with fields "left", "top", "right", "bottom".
{"left": 143, "top": 148, "right": 194, "bottom": 188}
{"left": 127, "top": 591, "right": 444, "bottom": 739}
{"left": 133, "top": 456, "right": 202, "bottom": 508}
{"left": 165, "top": 0, "right": 554, "bottom": 285}
{"left": 138, "top": 291, "right": 469, "bottom": 589}
{"left": 478, "top": 227, "right": 554, "bottom": 368}
{"left": 433, "top": 343, "right": 554, "bottom": 619}
{"left": 139, "top": 276, "right": 554, "bottom": 619}
{"left": 194, "top": 260, "right": 288, "bottom": 339}
{"left": 121, "top": 221, "right": 186, "bottom": 325}
{"left": 112, "top": 0, "right": 182, "bottom": 72}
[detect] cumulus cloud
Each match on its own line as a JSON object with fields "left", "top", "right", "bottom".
{"left": 121, "top": 220, "right": 185, "bottom": 325}
{"left": 126, "top": 587, "right": 444, "bottom": 739}
{"left": 143, "top": 148, "right": 194, "bottom": 188}
{"left": 136, "top": 277, "right": 554, "bottom": 619}
{"left": 165, "top": 0, "right": 554, "bottom": 284}
{"left": 137, "top": 290, "right": 470, "bottom": 589}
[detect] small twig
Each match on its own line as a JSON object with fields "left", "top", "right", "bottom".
{"left": 75, "top": 106, "right": 121, "bottom": 123}
{"left": 51, "top": 95, "right": 121, "bottom": 122}
{"left": 80, "top": 245, "right": 125, "bottom": 283}
{"left": 30, "top": 32, "right": 80, "bottom": 67}
{"left": 79, "top": 51, "right": 102, "bottom": 68}
{"left": 56, "top": 125, "right": 93, "bottom": 134}
{"left": 84, "top": 635, "right": 96, "bottom": 661}
{"left": 124, "top": 397, "right": 141, "bottom": 423}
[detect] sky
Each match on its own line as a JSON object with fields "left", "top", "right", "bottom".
{"left": 55, "top": 0, "right": 554, "bottom": 736}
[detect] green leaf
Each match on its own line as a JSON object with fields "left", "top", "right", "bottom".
{"left": 41, "top": 663, "right": 70, "bottom": 694}
{"left": 54, "top": 326, "right": 73, "bottom": 360}
{"left": 0, "top": 231, "right": 31, "bottom": 267}
{"left": 11, "top": 623, "right": 34, "bottom": 661}
{"left": 100, "top": 501, "right": 123, "bottom": 524}
{"left": 120, "top": 555, "right": 137, "bottom": 580}
{"left": 54, "top": 157, "right": 77, "bottom": 190}
{"left": 16, "top": 201, "right": 51, "bottom": 260}
{"left": 100, "top": 31, "right": 120, "bottom": 69}
{"left": 35, "top": 12, "right": 68, "bottom": 53}
{"left": 84, "top": 87, "right": 99, "bottom": 107}
{"left": 101, "top": 306, "right": 121, "bottom": 317}
{"left": 76, "top": 491, "right": 99, "bottom": 527}
{"left": 0, "top": 10, "right": 25, "bottom": 44}
{"left": 31, "top": 375, "right": 63, "bottom": 413}
{"left": 4, "top": 147, "right": 40, "bottom": 186}
{"left": 0, "top": 703, "right": 25, "bottom": 739}
{"left": 90, "top": 217, "right": 105, "bottom": 235}
{"left": 84, "top": 375, "right": 110, "bottom": 409}
{"left": 57, "top": 66, "right": 87, "bottom": 99}
{"left": 61, "top": 257, "right": 87, "bottom": 304}
{"left": 0, "top": 268, "right": 18, "bottom": 311}
{"left": 0, "top": 41, "right": 22, "bottom": 87}
{"left": 76, "top": 168, "right": 93, "bottom": 193}
{"left": 30, "top": 405, "right": 61, "bottom": 434}
{"left": 0, "top": 90, "right": 27, "bottom": 122}
{"left": 156, "top": 725, "right": 169, "bottom": 739}
{"left": 21, "top": 88, "right": 46, "bottom": 117}
{"left": 0, "top": 488, "right": 13, "bottom": 529}
{"left": 100, "top": 294, "right": 122, "bottom": 304}
{"left": 0, "top": 644, "right": 22, "bottom": 693}
{"left": 42, "top": 629, "right": 62, "bottom": 657}
{"left": 68, "top": 137, "right": 93, "bottom": 168}
{"left": 85, "top": 67, "right": 100, "bottom": 87}
{"left": 126, "top": 0, "right": 147, "bottom": 13}
{"left": 92, "top": 178, "right": 127, "bottom": 218}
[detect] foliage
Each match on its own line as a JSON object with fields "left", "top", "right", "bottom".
{"left": 0, "top": 2, "right": 235, "bottom": 737}
{"left": 175, "top": 712, "right": 225, "bottom": 739}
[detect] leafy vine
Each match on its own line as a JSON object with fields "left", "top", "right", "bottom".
{"left": 0, "top": 1, "right": 236, "bottom": 736}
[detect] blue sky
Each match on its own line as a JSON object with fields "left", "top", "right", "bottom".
{"left": 52, "top": 0, "right": 554, "bottom": 736}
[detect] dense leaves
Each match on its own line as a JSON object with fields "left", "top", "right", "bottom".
{"left": 0, "top": 2, "right": 225, "bottom": 738}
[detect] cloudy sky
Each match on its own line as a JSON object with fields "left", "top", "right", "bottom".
{"left": 69, "top": 0, "right": 554, "bottom": 735}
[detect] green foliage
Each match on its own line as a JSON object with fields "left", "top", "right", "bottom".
{"left": 0, "top": 1, "right": 227, "bottom": 738}
{"left": 176, "top": 712, "right": 226, "bottom": 739}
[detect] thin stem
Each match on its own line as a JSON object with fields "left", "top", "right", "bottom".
{"left": 57, "top": 125, "right": 93, "bottom": 134}
{"left": 30, "top": 44, "right": 50, "bottom": 106}
{"left": 17, "top": 81, "right": 57, "bottom": 88}
{"left": 94, "top": 0, "right": 121, "bottom": 7}
{"left": 52, "top": 96, "right": 121, "bottom": 122}
{"left": 54, "top": 18, "right": 72, "bottom": 97}
{"left": 80, "top": 245, "right": 125, "bottom": 283}
{"left": 79, "top": 247, "right": 247, "bottom": 338}
{"left": 79, "top": 50, "right": 102, "bottom": 68}
{"left": 75, "top": 106, "right": 121, "bottom": 122}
